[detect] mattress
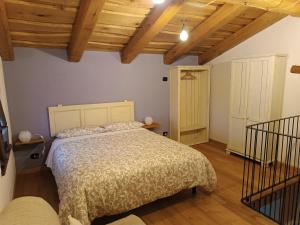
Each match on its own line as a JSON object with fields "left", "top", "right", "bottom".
{"left": 46, "top": 128, "right": 217, "bottom": 225}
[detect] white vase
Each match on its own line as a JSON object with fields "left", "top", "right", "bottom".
{"left": 18, "top": 130, "right": 32, "bottom": 143}
{"left": 144, "top": 117, "right": 153, "bottom": 125}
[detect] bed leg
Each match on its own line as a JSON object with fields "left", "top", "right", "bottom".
{"left": 192, "top": 187, "right": 197, "bottom": 195}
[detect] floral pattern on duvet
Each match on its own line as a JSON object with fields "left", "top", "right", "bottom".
{"left": 50, "top": 129, "right": 217, "bottom": 225}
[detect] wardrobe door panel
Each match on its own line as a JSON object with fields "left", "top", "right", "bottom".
{"left": 260, "top": 58, "right": 274, "bottom": 121}
{"left": 231, "top": 60, "right": 249, "bottom": 118}
{"left": 228, "top": 117, "right": 247, "bottom": 153}
{"left": 199, "top": 71, "right": 209, "bottom": 128}
{"left": 247, "top": 58, "right": 273, "bottom": 124}
{"left": 228, "top": 60, "right": 249, "bottom": 153}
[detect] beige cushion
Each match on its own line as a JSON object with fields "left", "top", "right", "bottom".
{"left": 107, "top": 215, "right": 146, "bottom": 225}
{"left": 0, "top": 197, "right": 60, "bottom": 225}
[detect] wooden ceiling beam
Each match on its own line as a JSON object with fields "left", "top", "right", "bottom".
{"left": 68, "top": 0, "right": 105, "bottom": 62}
{"left": 0, "top": 0, "right": 14, "bottom": 61}
{"left": 164, "top": 4, "right": 247, "bottom": 65}
{"left": 219, "top": 0, "right": 300, "bottom": 17}
{"left": 121, "top": 0, "right": 184, "bottom": 64}
{"left": 198, "top": 12, "right": 285, "bottom": 65}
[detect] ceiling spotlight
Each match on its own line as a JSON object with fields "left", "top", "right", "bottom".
{"left": 152, "top": 0, "right": 165, "bottom": 4}
{"left": 180, "top": 26, "right": 189, "bottom": 42}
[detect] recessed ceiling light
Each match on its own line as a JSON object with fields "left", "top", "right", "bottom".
{"left": 152, "top": 0, "right": 165, "bottom": 4}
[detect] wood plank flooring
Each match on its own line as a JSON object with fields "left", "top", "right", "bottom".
{"left": 14, "top": 141, "right": 277, "bottom": 225}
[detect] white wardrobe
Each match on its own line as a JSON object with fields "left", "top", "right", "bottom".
{"left": 169, "top": 66, "right": 210, "bottom": 145}
{"left": 227, "top": 54, "right": 287, "bottom": 157}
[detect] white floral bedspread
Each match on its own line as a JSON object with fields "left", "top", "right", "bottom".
{"left": 46, "top": 128, "right": 217, "bottom": 225}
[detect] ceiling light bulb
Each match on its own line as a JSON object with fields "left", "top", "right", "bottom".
{"left": 152, "top": 0, "right": 165, "bottom": 4}
{"left": 180, "top": 29, "right": 189, "bottom": 42}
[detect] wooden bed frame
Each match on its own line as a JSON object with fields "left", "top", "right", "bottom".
{"left": 48, "top": 101, "right": 134, "bottom": 137}
{"left": 47, "top": 100, "right": 198, "bottom": 195}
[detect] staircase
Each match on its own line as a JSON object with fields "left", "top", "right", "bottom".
{"left": 241, "top": 115, "right": 300, "bottom": 225}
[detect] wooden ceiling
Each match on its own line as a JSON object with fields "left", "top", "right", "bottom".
{"left": 0, "top": 0, "right": 297, "bottom": 64}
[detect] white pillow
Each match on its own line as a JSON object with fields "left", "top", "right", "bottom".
{"left": 68, "top": 215, "right": 83, "bottom": 225}
{"left": 57, "top": 127, "right": 105, "bottom": 139}
{"left": 103, "top": 121, "right": 144, "bottom": 132}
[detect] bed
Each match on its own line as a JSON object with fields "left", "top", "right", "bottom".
{"left": 46, "top": 101, "right": 217, "bottom": 225}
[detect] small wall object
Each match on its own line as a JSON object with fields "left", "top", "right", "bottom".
{"left": 18, "top": 130, "right": 32, "bottom": 143}
{"left": 144, "top": 117, "right": 153, "bottom": 125}
{"left": 291, "top": 65, "right": 300, "bottom": 74}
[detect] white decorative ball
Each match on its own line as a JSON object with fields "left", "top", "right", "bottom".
{"left": 18, "top": 130, "right": 32, "bottom": 143}
{"left": 144, "top": 117, "right": 153, "bottom": 125}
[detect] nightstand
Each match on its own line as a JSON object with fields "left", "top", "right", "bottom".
{"left": 143, "top": 122, "right": 160, "bottom": 130}
{"left": 14, "top": 135, "right": 49, "bottom": 174}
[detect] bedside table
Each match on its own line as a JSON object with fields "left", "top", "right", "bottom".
{"left": 15, "top": 135, "right": 45, "bottom": 146}
{"left": 14, "top": 135, "right": 49, "bottom": 174}
{"left": 143, "top": 122, "right": 160, "bottom": 130}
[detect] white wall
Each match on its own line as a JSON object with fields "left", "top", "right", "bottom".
{"left": 208, "top": 16, "right": 300, "bottom": 143}
{"left": 0, "top": 57, "right": 16, "bottom": 211}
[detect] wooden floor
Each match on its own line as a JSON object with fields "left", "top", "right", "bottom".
{"left": 15, "top": 141, "right": 277, "bottom": 225}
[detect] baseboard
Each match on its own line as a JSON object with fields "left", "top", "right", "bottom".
{"left": 209, "top": 139, "right": 227, "bottom": 150}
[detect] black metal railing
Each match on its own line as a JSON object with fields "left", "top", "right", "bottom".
{"left": 242, "top": 115, "right": 300, "bottom": 225}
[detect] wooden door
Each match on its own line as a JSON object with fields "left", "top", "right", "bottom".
{"left": 228, "top": 59, "right": 249, "bottom": 154}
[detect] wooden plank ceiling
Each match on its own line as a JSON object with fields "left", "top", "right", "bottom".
{"left": 0, "top": 0, "right": 296, "bottom": 63}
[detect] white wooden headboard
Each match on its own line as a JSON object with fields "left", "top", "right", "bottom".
{"left": 48, "top": 101, "right": 134, "bottom": 137}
